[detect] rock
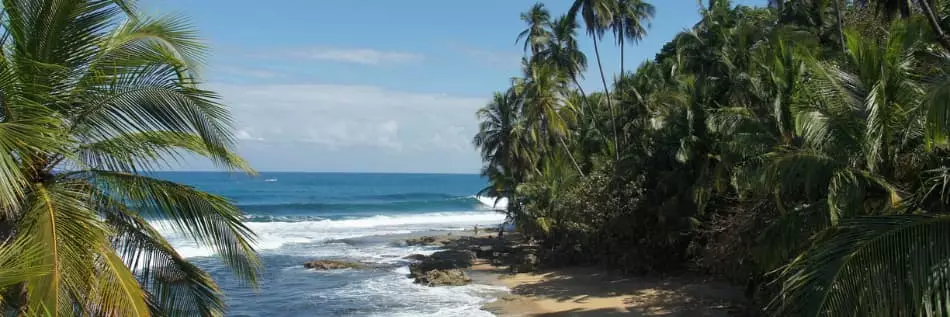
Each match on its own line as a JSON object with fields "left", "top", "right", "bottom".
{"left": 408, "top": 250, "right": 477, "bottom": 285}
{"left": 409, "top": 250, "right": 475, "bottom": 274}
{"left": 472, "top": 245, "right": 494, "bottom": 258}
{"left": 303, "top": 260, "right": 366, "bottom": 270}
{"left": 414, "top": 269, "right": 472, "bottom": 286}
{"left": 405, "top": 236, "right": 444, "bottom": 246}
{"left": 403, "top": 254, "right": 427, "bottom": 261}
{"left": 508, "top": 251, "right": 539, "bottom": 273}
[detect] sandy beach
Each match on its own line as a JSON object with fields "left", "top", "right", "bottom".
{"left": 476, "top": 264, "right": 744, "bottom": 317}
{"left": 418, "top": 232, "right": 746, "bottom": 317}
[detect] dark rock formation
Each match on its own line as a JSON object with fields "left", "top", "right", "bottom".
{"left": 414, "top": 269, "right": 471, "bottom": 286}
{"left": 407, "top": 250, "right": 476, "bottom": 286}
{"left": 303, "top": 260, "right": 366, "bottom": 270}
{"left": 403, "top": 254, "right": 427, "bottom": 261}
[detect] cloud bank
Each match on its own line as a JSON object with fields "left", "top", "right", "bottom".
{"left": 286, "top": 47, "right": 423, "bottom": 65}
{"left": 205, "top": 83, "right": 487, "bottom": 173}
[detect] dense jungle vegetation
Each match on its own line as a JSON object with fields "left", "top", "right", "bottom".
{"left": 473, "top": 0, "right": 950, "bottom": 314}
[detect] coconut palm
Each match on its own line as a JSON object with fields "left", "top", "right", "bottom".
{"left": 612, "top": 0, "right": 655, "bottom": 72}
{"left": 568, "top": 0, "right": 620, "bottom": 162}
{"left": 539, "top": 16, "right": 589, "bottom": 95}
{"left": 517, "top": 3, "right": 554, "bottom": 56}
{"left": 474, "top": 89, "right": 535, "bottom": 183}
{"left": 0, "top": 0, "right": 259, "bottom": 315}
{"left": 521, "top": 60, "right": 585, "bottom": 176}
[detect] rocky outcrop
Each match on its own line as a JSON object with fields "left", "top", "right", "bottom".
{"left": 414, "top": 269, "right": 471, "bottom": 286}
{"left": 407, "top": 250, "right": 476, "bottom": 286}
{"left": 303, "top": 260, "right": 366, "bottom": 270}
{"left": 403, "top": 254, "right": 427, "bottom": 261}
{"left": 405, "top": 236, "right": 446, "bottom": 246}
{"left": 409, "top": 250, "right": 475, "bottom": 275}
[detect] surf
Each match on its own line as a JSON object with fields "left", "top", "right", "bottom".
{"left": 152, "top": 210, "right": 505, "bottom": 258}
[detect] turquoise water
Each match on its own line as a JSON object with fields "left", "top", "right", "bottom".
{"left": 153, "top": 172, "right": 507, "bottom": 316}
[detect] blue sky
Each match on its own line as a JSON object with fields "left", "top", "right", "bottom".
{"left": 146, "top": 0, "right": 764, "bottom": 173}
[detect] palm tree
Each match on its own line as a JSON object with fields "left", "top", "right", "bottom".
{"left": 612, "top": 0, "right": 655, "bottom": 72}
{"left": 0, "top": 0, "right": 259, "bottom": 315}
{"left": 517, "top": 3, "right": 554, "bottom": 56}
{"left": 764, "top": 22, "right": 950, "bottom": 316}
{"left": 541, "top": 16, "right": 589, "bottom": 96}
{"left": 474, "top": 89, "right": 534, "bottom": 182}
{"left": 569, "top": 0, "right": 620, "bottom": 163}
{"left": 474, "top": 89, "right": 535, "bottom": 221}
{"left": 832, "top": 0, "right": 846, "bottom": 52}
{"left": 521, "top": 61, "right": 585, "bottom": 176}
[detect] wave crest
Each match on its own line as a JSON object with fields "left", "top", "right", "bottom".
{"left": 154, "top": 211, "right": 506, "bottom": 258}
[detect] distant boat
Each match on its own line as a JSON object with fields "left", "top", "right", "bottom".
{"left": 264, "top": 178, "right": 278, "bottom": 182}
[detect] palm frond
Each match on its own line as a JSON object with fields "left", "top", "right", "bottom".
{"left": 774, "top": 215, "right": 950, "bottom": 317}
{"left": 75, "top": 131, "right": 253, "bottom": 173}
{"left": 99, "top": 194, "right": 225, "bottom": 317}
{"left": 18, "top": 181, "right": 111, "bottom": 316}
{"left": 0, "top": 237, "right": 51, "bottom": 289}
{"left": 82, "top": 171, "right": 261, "bottom": 286}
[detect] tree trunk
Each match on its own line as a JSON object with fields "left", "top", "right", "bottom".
{"left": 833, "top": 0, "right": 846, "bottom": 53}
{"left": 917, "top": 0, "right": 950, "bottom": 53}
{"left": 592, "top": 36, "right": 621, "bottom": 164}
{"left": 620, "top": 33, "right": 625, "bottom": 73}
{"left": 558, "top": 135, "right": 586, "bottom": 176}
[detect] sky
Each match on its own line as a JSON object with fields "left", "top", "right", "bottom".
{"left": 144, "top": 0, "right": 764, "bottom": 173}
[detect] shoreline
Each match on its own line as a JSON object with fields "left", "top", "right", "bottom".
{"left": 402, "top": 231, "right": 747, "bottom": 317}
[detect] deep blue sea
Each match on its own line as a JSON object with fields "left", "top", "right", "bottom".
{"left": 153, "top": 172, "right": 508, "bottom": 317}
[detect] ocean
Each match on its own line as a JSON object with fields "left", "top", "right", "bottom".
{"left": 150, "top": 172, "right": 509, "bottom": 317}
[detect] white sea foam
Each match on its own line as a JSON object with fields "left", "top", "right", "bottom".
{"left": 476, "top": 195, "right": 509, "bottom": 210}
{"left": 330, "top": 266, "right": 507, "bottom": 317}
{"left": 152, "top": 211, "right": 506, "bottom": 258}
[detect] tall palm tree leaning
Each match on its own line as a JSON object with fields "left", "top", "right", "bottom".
{"left": 569, "top": 0, "right": 621, "bottom": 163}
{"left": 0, "top": 0, "right": 260, "bottom": 316}
{"left": 612, "top": 0, "right": 655, "bottom": 72}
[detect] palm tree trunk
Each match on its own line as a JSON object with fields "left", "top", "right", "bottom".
{"left": 917, "top": 0, "right": 950, "bottom": 53}
{"left": 592, "top": 36, "right": 621, "bottom": 164}
{"left": 620, "top": 34, "right": 625, "bottom": 73}
{"left": 833, "top": 0, "right": 845, "bottom": 53}
{"left": 558, "top": 135, "right": 585, "bottom": 176}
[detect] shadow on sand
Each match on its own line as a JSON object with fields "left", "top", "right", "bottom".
{"left": 502, "top": 268, "right": 745, "bottom": 317}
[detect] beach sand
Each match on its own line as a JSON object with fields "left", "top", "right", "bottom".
{"left": 411, "top": 232, "right": 746, "bottom": 317}
{"left": 476, "top": 263, "right": 744, "bottom": 317}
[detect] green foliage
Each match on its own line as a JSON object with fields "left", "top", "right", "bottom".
{"left": 0, "top": 0, "right": 258, "bottom": 316}
{"left": 475, "top": 0, "right": 950, "bottom": 314}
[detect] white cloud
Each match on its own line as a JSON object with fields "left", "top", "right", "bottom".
{"left": 209, "top": 83, "right": 487, "bottom": 172}
{"left": 287, "top": 47, "right": 423, "bottom": 65}
{"left": 215, "top": 65, "right": 284, "bottom": 79}
{"left": 234, "top": 129, "right": 264, "bottom": 141}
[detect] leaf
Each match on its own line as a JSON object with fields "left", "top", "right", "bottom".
{"left": 774, "top": 215, "right": 950, "bottom": 317}
{"left": 83, "top": 171, "right": 261, "bottom": 286}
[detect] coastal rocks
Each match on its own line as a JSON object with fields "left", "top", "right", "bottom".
{"left": 408, "top": 250, "right": 476, "bottom": 286}
{"left": 303, "top": 260, "right": 366, "bottom": 270}
{"left": 403, "top": 254, "right": 427, "bottom": 261}
{"left": 409, "top": 250, "right": 475, "bottom": 274}
{"left": 414, "top": 269, "right": 472, "bottom": 286}
{"left": 405, "top": 236, "right": 446, "bottom": 246}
